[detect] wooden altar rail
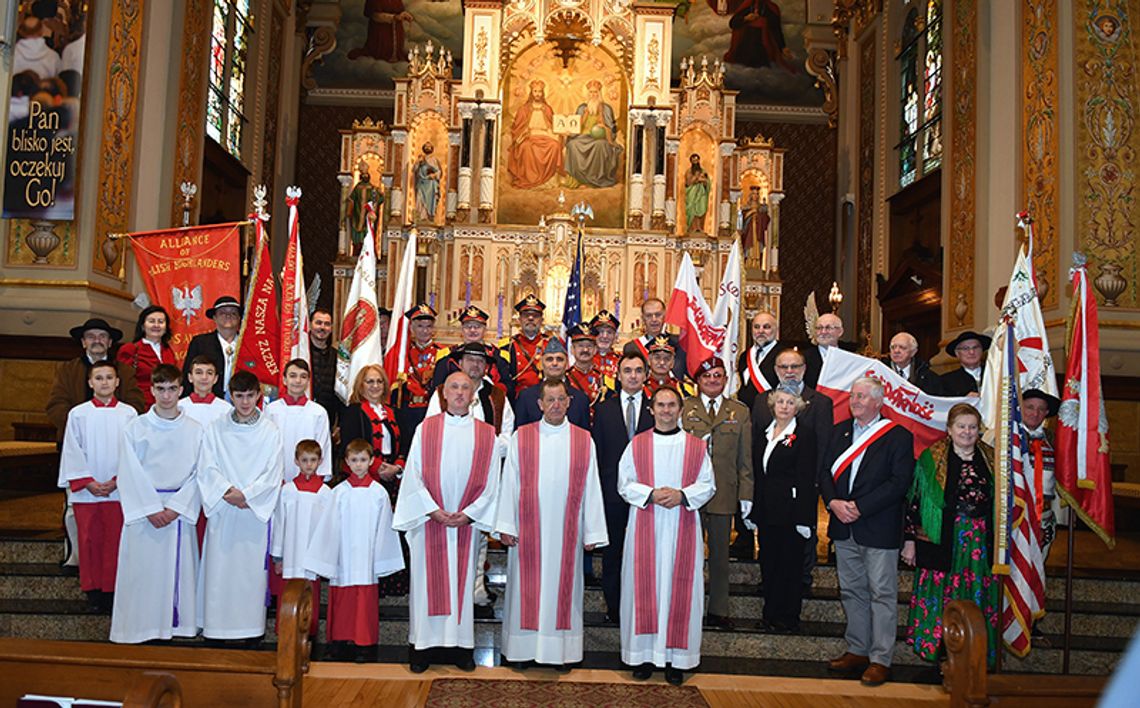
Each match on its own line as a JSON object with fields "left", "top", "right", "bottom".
{"left": 0, "top": 579, "right": 312, "bottom": 708}
{"left": 942, "top": 599, "right": 1106, "bottom": 708}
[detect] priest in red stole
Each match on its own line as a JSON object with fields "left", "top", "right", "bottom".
{"left": 392, "top": 372, "right": 501, "bottom": 673}
{"left": 618, "top": 386, "right": 715, "bottom": 685}
{"left": 495, "top": 379, "right": 608, "bottom": 667}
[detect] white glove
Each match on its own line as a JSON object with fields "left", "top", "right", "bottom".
{"left": 739, "top": 500, "right": 753, "bottom": 518}
{"left": 795, "top": 525, "right": 811, "bottom": 539}
{"left": 742, "top": 518, "right": 757, "bottom": 532}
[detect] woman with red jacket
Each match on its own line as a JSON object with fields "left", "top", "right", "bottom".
{"left": 116, "top": 306, "right": 177, "bottom": 407}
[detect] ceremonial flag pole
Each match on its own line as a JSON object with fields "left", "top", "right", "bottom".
{"left": 234, "top": 185, "right": 282, "bottom": 392}
{"left": 335, "top": 202, "right": 385, "bottom": 403}
{"left": 280, "top": 186, "right": 310, "bottom": 393}
{"left": 383, "top": 223, "right": 419, "bottom": 389}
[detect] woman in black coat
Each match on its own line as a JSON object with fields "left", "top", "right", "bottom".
{"left": 749, "top": 385, "right": 818, "bottom": 633}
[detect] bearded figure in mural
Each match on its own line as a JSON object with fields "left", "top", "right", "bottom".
{"left": 716, "top": 0, "right": 798, "bottom": 73}
{"left": 564, "top": 80, "right": 623, "bottom": 188}
{"left": 508, "top": 80, "right": 563, "bottom": 189}
{"left": 347, "top": 0, "right": 414, "bottom": 63}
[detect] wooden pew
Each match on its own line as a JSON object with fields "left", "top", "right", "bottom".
{"left": 0, "top": 579, "right": 312, "bottom": 708}
{"left": 942, "top": 599, "right": 1107, "bottom": 707}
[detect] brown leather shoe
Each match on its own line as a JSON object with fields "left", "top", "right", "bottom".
{"left": 860, "top": 663, "right": 891, "bottom": 686}
{"left": 827, "top": 652, "right": 870, "bottom": 673}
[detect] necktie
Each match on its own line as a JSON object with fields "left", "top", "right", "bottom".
{"left": 625, "top": 396, "right": 636, "bottom": 440}
{"left": 707, "top": 399, "right": 716, "bottom": 418}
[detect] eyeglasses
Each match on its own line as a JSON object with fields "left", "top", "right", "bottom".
{"left": 776, "top": 363, "right": 805, "bottom": 370}
{"left": 816, "top": 324, "right": 841, "bottom": 331}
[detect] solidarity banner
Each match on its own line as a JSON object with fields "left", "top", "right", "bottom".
{"left": 127, "top": 223, "right": 243, "bottom": 362}
{"left": 816, "top": 347, "right": 977, "bottom": 457}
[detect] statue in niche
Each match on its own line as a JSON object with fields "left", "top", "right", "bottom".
{"left": 345, "top": 163, "right": 384, "bottom": 254}
{"left": 508, "top": 80, "right": 563, "bottom": 189}
{"left": 564, "top": 80, "right": 623, "bottom": 188}
{"left": 740, "top": 185, "right": 769, "bottom": 253}
{"left": 413, "top": 141, "right": 442, "bottom": 223}
{"left": 684, "top": 153, "right": 711, "bottom": 234}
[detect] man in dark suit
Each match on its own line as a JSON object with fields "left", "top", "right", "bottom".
{"left": 181, "top": 295, "right": 242, "bottom": 398}
{"left": 591, "top": 351, "right": 654, "bottom": 623}
{"left": 881, "top": 331, "right": 943, "bottom": 395}
{"left": 940, "top": 330, "right": 991, "bottom": 396}
{"left": 736, "top": 311, "right": 780, "bottom": 410}
{"left": 513, "top": 337, "right": 591, "bottom": 429}
{"left": 819, "top": 377, "right": 915, "bottom": 687}
{"left": 622, "top": 297, "right": 687, "bottom": 380}
{"left": 802, "top": 313, "right": 844, "bottom": 389}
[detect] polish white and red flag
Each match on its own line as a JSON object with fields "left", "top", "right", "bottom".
{"left": 816, "top": 347, "right": 977, "bottom": 457}
{"left": 712, "top": 240, "right": 743, "bottom": 395}
{"left": 383, "top": 225, "right": 419, "bottom": 387}
{"left": 665, "top": 252, "right": 727, "bottom": 378}
{"left": 279, "top": 186, "right": 310, "bottom": 393}
{"left": 335, "top": 203, "right": 384, "bottom": 403}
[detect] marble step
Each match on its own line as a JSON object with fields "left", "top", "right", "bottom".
{"left": 0, "top": 600, "right": 1121, "bottom": 676}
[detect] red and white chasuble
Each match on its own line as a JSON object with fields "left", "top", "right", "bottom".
{"left": 618, "top": 429, "right": 715, "bottom": 670}
{"left": 393, "top": 413, "right": 499, "bottom": 650}
{"left": 495, "top": 420, "right": 608, "bottom": 664}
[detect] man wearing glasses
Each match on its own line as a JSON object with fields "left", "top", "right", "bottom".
{"left": 940, "top": 331, "right": 991, "bottom": 397}
{"left": 803, "top": 313, "right": 844, "bottom": 389}
{"left": 182, "top": 296, "right": 243, "bottom": 398}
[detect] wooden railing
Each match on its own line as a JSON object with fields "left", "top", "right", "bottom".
{"left": 942, "top": 599, "right": 1107, "bottom": 708}
{"left": 0, "top": 579, "right": 312, "bottom": 707}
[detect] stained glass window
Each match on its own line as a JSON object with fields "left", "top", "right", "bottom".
{"left": 207, "top": 0, "right": 254, "bottom": 161}
{"left": 896, "top": 0, "right": 943, "bottom": 187}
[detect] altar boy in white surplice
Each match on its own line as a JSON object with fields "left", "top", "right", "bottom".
{"left": 111, "top": 364, "right": 203, "bottom": 643}
{"left": 619, "top": 386, "right": 715, "bottom": 686}
{"left": 393, "top": 372, "right": 500, "bottom": 673}
{"left": 197, "top": 370, "right": 283, "bottom": 642}
{"left": 495, "top": 379, "right": 608, "bottom": 668}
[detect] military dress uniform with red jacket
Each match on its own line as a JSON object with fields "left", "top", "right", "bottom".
{"left": 393, "top": 304, "right": 442, "bottom": 456}
{"left": 501, "top": 295, "right": 551, "bottom": 397}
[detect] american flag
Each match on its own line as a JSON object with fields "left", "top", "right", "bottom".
{"left": 561, "top": 225, "right": 583, "bottom": 337}
{"left": 993, "top": 316, "right": 1047, "bottom": 657}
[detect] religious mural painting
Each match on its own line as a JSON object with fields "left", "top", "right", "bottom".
{"left": 497, "top": 41, "right": 628, "bottom": 229}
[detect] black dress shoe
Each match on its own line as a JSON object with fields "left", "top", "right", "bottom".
{"left": 704, "top": 614, "right": 735, "bottom": 630}
{"left": 454, "top": 650, "right": 476, "bottom": 671}
{"left": 60, "top": 563, "right": 79, "bottom": 577}
{"left": 410, "top": 659, "right": 429, "bottom": 673}
{"left": 85, "top": 591, "right": 103, "bottom": 612}
{"left": 631, "top": 663, "right": 653, "bottom": 680}
{"left": 665, "top": 666, "right": 684, "bottom": 685}
{"left": 409, "top": 646, "right": 430, "bottom": 673}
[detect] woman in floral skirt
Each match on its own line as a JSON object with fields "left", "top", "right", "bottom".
{"left": 902, "top": 403, "right": 1000, "bottom": 667}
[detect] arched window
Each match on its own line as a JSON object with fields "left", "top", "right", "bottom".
{"left": 897, "top": 0, "right": 942, "bottom": 188}
{"left": 207, "top": 0, "right": 254, "bottom": 161}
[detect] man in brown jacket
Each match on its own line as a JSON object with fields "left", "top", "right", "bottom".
{"left": 45, "top": 318, "right": 146, "bottom": 570}
{"left": 680, "top": 355, "right": 753, "bottom": 630}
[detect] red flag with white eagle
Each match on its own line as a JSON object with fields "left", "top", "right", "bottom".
{"left": 1055, "top": 253, "right": 1115, "bottom": 548}
{"left": 279, "top": 186, "right": 310, "bottom": 392}
{"left": 665, "top": 252, "right": 726, "bottom": 377}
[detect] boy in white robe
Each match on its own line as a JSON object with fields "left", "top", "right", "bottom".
{"left": 270, "top": 439, "right": 332, "bottom": 639}
{"left": 59, "top": 360, "right": 138, "bottom": 612}
{"left": 197, "top": 370, "right": 283, "bottom": 643}
{"left": 111, "top": 364, "right": 203, "bottom": 643}
{"left": 178, "top": 355, "right": 232, "bottom": 549}
{"left": 264, "top": 359, "right": 332, "bottom": 481}
{"left": 393, "top": 372, "right": 500, "bottom": 673}
{"left": 306, "top": 439, "right": 404, "bottom": 662}
{"left": 495, "top": 379, "right": 608, "bottom": 668}
{"left": 618, "top": 386, "right": 715, "bottom": 685}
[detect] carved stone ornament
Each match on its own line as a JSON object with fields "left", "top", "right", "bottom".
{"left": 1093, "top": 262, "right": 1127, "bottom": 307}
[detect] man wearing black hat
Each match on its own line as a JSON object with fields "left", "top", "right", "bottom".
{"left": 501, "top": 294, "right": 552, "bottom": 397}
{"left": 181, "top": 295, "right": 243, "bottom": 398}
{"left": 941, "top": 331, "right": 992, "bottom": 397}
{"left": 46, "top": 317, "right": 146, "bottom": 571}
{"left": 566, "top": 323, "right": 614, "bottom": 414}
{"left": 377, "top": 307, "right": 392, "bottom": 355}
{"left": 513, "top": 338, "right": 591, "bottom": 429}
{"left": 589, "top": 310, "right": 622, "bottom": 381}
{"left": 643, "top": 336, "right": 694, "bottom": 398}
{"left": 1022, "top": 388, "right": 1062, "bottom": 560}
{"left": 429, "top": 305, "right": 511, "bottom": 395}
{"left": 393, "top": 303, "right": 444, "bottom": 456}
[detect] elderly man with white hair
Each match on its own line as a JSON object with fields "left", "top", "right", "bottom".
{"left": 803, "top": 313, "right": 844, "bottom": 389}
{"left": 882, "top": 332, "right": 943, "bottom": 395}
{"left": 818, "top": 377, "right": 915, "bottom": 687}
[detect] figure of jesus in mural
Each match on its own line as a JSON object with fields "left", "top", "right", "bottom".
{"left": 684, "top": 153, "right": 710, "bottom": 234}
{"left": 414, "top": 142, "right": 441, "bottom": 223}
{"left": 564, "top": 80, "right": 623, "bottom": 189}
{"left": 347, "top": 0, "right": 414, "bottom": 63}
{"left": 508, "top": 80, "right": 563, "bottom": 189}
{"left": 718, "top": 0, "right": 798, "bottom": 73}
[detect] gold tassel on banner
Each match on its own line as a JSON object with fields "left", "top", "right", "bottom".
{"left": 107, "top": 232, "right": 129, "bottom": 280}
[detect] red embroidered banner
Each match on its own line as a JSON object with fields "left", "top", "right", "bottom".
{"left": 127, "top": 223, "right": 243, "bottom": 363}
{"left": 235, "top": 218, "right": 281, "bottom": 387}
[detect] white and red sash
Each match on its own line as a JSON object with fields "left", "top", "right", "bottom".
{"left": 420, "top": 414, "right": 496, "bottom": 621}
{"left": 631, "top": 430, "right": 706, "bottom": 649}
{"left": 746, "top": 347, "right": 772, "bottom": 394}
{"left": 634, "top": 337, "right": 650, "bottom": 359}
{"left": 517, "top": 422, "right": 591, "bottom": 631}
{"left": 830, "top": 419, "right": 897, "bottom": 484}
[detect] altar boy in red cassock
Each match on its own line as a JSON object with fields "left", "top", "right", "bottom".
{"left": 393, "top": 372, "right": 500, "bottom": 673}
{"left": 495, "top": 379, "right": 608, "bottom": 668}
{"left": 59, "top": 360, "right": 138, "bottom": 612}
{"left": 305, "top": 439, "right": 404, "bottom": 662}
{"left": 619, "top": 386, "right": 715, "bottom": 686}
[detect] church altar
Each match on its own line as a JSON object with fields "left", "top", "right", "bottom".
{"left": 330, "top": 0, "right": 786, "bottom": 341}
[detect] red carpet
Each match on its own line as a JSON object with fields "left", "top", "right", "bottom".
{"left": 424, "top": 677, "right": 709, "bottom": 707}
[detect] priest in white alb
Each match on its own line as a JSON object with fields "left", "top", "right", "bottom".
{"left": 495, "top": 379, "right": 608, "bottom": 668}
{"left": 111, "top": 364, "right": 203, "bottom": 643}
{"left": 393, "top": 371, "right": 500, "bottom": 673}
{"left": 619, "top": 386, "right": 715, "bottom": 686}
{"left": 197, "top": 370, "right": 284, "bottom": 642}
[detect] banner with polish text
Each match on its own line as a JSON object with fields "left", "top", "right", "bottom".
{"left": 127, "top": 223, "right": 243, "bottom": 363}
